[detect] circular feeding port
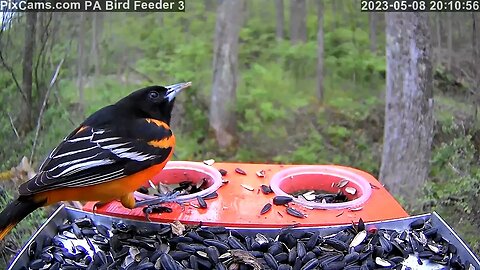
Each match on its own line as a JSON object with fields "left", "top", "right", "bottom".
{"left": 134, "top": 161, "right": 223, "bottom": 202}
{"left": 270, "top": 166, "right": 373, "bottom": 209}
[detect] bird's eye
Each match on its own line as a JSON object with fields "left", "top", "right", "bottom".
{"left": 148, "top": 91, "right": 160, "bottom": 100}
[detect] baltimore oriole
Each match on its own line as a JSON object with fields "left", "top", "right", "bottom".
{"left": 0, "top": 82, "right": 191, "bottom": 241}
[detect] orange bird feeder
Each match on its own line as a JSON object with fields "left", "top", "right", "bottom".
{"left": 83, "top": 162, "right": 408, "bottom": 227}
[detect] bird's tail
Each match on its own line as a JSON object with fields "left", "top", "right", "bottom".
{"left": 0, "top": 197, "right": 42, "bottom": 241}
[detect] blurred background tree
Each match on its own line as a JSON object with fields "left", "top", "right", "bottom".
{"left": 1, "top": 0, "right": 480, "bottom": 266}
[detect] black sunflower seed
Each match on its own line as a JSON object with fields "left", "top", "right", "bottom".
{"left": 286, "top": 207, "right": 306, "bottom": 218}
{"left": 273, "top": 196, "right": 293, "bottom": 205}
{"left": 267, "top": 242, "right": 283, "bottom": 256}
{"left": 160, "top": 253, "right": 177, "bottom": 270}
{"left": 235, "top": 168, "right": 247, "bottom": 175}
{"left": 197, "top": 196, "right": 208, "bottom": 209}
{"left": 423, "top": 227, "right": 438, "bottom": 238}
{"left": 263, "top": 252, "right": 279, "bottom": 269}
{"left": 136, "top": 186, "right": 149, "bottom": 194}
{"left": 293, "top": 257, "right": 302, "bottom": 270}
{"left": 322, "top": 260, "right": 346, "bottom": 270}
{"left": 278, "top": 264, "right": 293, "bottom": 270}
{"left": 306, "top": 231, "right": 320, "bottom": 250}
{"left": 250, "top": 250, "right": 264, "bottom": 258}
{"left": 296, "top": 242, "right": 307, "bottom": 258}
{"left": 324, "top": 238, "right": 348, "bottom": 251}
{"left": 260, "top": 203, "right": 272, "bottom": 215}
{"left": 215, "top": 262, "right": 228, "bottom": 270}
{"left": 170, "top": 250, "right": 190, "bottom": 261}
{"left": 409, "top": 219, "right": 425, "bottom": 230}
{"left": 204, "top": 191, "right": 218, "bottom": 200}
{"left": 301, "top": 251, "right": 316, "bottom": 264}
{"left": 29, "top": 259, "right": 45, "bottom": 270}
{"left": 260, "top": 185, "right": 273, "bottom": 194}
{"left": 301, "top": 258, "right": 319, "bottom": 270}
{"left": 274, "top": 252, "right": 288, "bottom": 263}
{"left": 206, "top": 246, "right": 220, "bottom": 264}
{"left": 344, "top": 252, "right": 360, "bottom": 264}
{"left": 197, "top": 229, "right": 217, "bottom": 240}
{"left": 227, "top": 236, "right": 247, "bottom": 251}
{"left": 218, "top": 169, "right": 228, "bottom": 176}
{"left": 71, "top": 223, "right": 83, "bottom": 239}
{"left": 204, "top": 239, "right": 229, "bottom": 254}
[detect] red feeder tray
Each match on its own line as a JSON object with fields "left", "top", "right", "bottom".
{"left": 83, "top": 162, "right": 408, "bottom": 227}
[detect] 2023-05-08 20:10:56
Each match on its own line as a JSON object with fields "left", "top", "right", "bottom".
{"left": 360, "top": 0, "right": 480, "bottom": 12}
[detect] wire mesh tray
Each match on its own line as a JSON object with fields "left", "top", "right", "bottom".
{"left": 7, "top": 204, "right": 480, "bottom": 269}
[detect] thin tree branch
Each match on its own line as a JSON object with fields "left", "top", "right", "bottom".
{"left": 0, "top": 53, "right": 24, "bottom": 100}
{"left": 34, "top": 12, "right": 53, "bottom": 97}
{"left": 0, "top": 11, "right": 26, "bottom": 100}
{"left": 30, "top": 58, "right": 64, "bottom": 162}
{"left": 7, "top": 112, "right": 20, "bottom": 139}
{"left": 127, "top": 65, "right": 154, "bottom": 83}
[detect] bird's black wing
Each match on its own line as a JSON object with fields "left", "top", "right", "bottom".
{"left": 19, "top": 118, "right": 174, "bottom": 196}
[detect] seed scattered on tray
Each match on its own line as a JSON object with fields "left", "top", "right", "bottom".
{"left": 197, "top": 196, "right": 208, "bottom": 209}
{"left": 241, "top": 184, "right": 254, "bottom": 191}
{"left": 273, "top": 196, "right": 293, "bottom": 205}
{"left": 138, "top": 176, "right": 212, "bottom": 199}
{"left": 260, "top": 185, "right": 273, "bottom": 195}
{"left": 255, "top": 170, "right": 266, "bottom": 178}
{"left": 235, "top": 168, "right": 247, "bottom": 175}
{"left": 291, "top": 187, "right": 356, "bottom": 204}
{"left": 20, "top": 215, "right": 471, "bottom": 270}
{"left": 345, "top": 186, "right": 357, "bottom": 195}
{"left": 218, "top": 169, "right": 228, "bottom": 176}
{"left": 203, "top": 191, "right": 218, "bottom": 200}
{"left": 336, "top": 179, "right": 349, "bottom": 188}
{"left": 203, "top": 159, "right": 215, "bottom": 166}
{"left": 285, "top": 207, "right": 306, "bottom": 219}
{"left": 260, "top": 203, "right": 272, "bottom": 215}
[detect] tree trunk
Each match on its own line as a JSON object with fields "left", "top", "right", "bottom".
{"left": 19, "top": 12, "right": 37, "bottom": 136}
{"left": 205, "top": 0, "right": 215, "bottom": 11}
{"left": 472, "top": 13, "right": 479, "bottom": 120}
{"left": 91, "top": 12, "right": 103, "bottom": 82}
{"left": 275, "top": 0, "right": 284, "bottom": 40}
{"left": 316, "top": 0, "right": 324, "bottom": 102}
{"left": 331, "top": 0, "right": 337, "bottom": 30}
{"left": 380, "top": 12, "right": 434, "bottom": 207}
{"left": 209, "top": 0, "right": 244, "bottom": 149}
{"left": 447, "top": 12, "right": 453, "bottom": 70}
{"left": 76, "top": 12, "right": 85, "bottom": 118}
{"left": 369, "top": 12, "right": 377, "bottom": 54}
{"left": 290, "top": 0, "right": 307, "bottom": 44}
{"left": 436, "top": 14, "right": 442, "bottom": 48}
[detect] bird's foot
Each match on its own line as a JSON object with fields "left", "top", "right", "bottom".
{"left": 135, "top": 191, "right": 182, "bottom": 221}
{"left": 134, "top": 191, "right": 180, "bottom": 208}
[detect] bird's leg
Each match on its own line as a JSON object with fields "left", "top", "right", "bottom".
{"left": 134, "top": 191, "right": 183, "bottom": 221}
{"left": 120, "top": 192, "right": 136, "bottom": 209}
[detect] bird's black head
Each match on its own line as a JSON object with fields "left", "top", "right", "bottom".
{"left": 116, "top": 82, "right": 191, "bottom": 124}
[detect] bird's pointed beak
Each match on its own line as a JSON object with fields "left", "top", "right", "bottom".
{"left": 165, "top": 82, "right": 192, "bottom": 102}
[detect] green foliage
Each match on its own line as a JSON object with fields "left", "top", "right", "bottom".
{"left": 427, "top": 121, "right": 480, "bottom": 212}
{"left": 423, "top": 119, "right": 480, "bottom": 252}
